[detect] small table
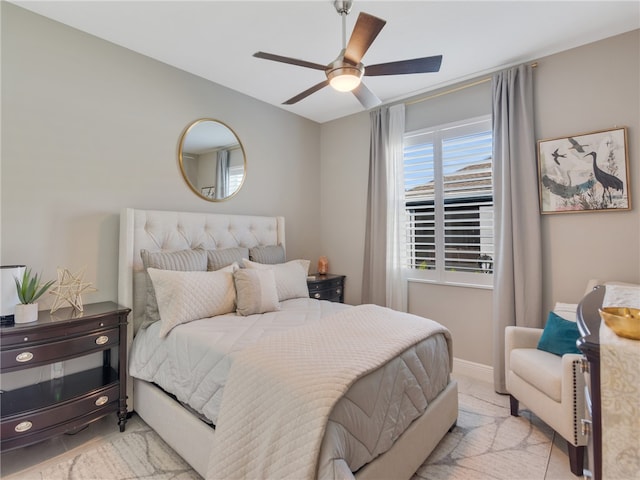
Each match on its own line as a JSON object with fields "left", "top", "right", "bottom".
{"left": 307, "top": 273, "right": 345, "bottom": 303}
{"left": 0, "top": 302, "right": 130, "bottom": 451}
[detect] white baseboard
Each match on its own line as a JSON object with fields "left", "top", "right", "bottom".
{"left": 452, "top": 357, "right": 493, "bottom": 384}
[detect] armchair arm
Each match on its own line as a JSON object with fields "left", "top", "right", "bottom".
{"left": 505, "top": 326, "right": 543, "bottom": 351}
{"left": 505, "top": 326, "right": 544, "bottom": 381}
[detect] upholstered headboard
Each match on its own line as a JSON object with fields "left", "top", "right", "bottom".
{"left": 117, "top": 208, "right": 285, "bottom": 334}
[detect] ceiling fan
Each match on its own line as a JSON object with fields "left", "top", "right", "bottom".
{"left": 253, "top": 0, "right": 443, "bottom": 109}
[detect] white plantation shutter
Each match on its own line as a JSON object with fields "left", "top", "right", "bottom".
{"left": 404, "top": 116, "right": 493, "bottom": 286}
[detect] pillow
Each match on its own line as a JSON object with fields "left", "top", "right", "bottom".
{"left": 243, "top": 258, "right": 310, "bottom": 301}
{"left": 140, "top": 248, "right": 208, "bottom": 328}
{"left": 553, "top": 302, "right": 578, "bottom": 322}
{"left": 147, "top": 267, "right": 236, "bottom": 338}
{"left": 207, "top": 247, "right": 249, "bottom": 271}
{"left": 249, "top": 245, "right": 285, "bottom": 264}
{"left": 537, "top": 311, "right": 581, "bottom": 356}
{"left": 234, "top": 269, "right": 280, "bottom": 316}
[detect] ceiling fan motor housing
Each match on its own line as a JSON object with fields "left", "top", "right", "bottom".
{"left": 326, "top": 57, "right": 364, "bottom": 91}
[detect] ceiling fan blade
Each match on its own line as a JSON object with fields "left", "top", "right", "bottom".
{"left": 352, "top": 82, "right": 381, "bottom": 109}
{"left": 253, "top": 52, "right": 327, "bottom": 71}
{"left": 365, "top": 55, "right": 443, "bottom": 76}
{"left": 283, "top": 80, "right": 330, "bottom": 105}
{"left": 344, "top": 12, "right": 386, "bottom": 65}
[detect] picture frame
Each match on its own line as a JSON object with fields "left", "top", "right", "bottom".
{"left": 537, "top": 127, "right": 631, "bottom": 214}
{"left": 201, "top": 186, "right": 215, "bottom": 199}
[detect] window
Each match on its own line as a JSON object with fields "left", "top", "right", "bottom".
{"left": 403, "top": 116, "right": 493, "bottom": 286}
{"left": 228, "top": 165, "right": 244, "bottom": 194}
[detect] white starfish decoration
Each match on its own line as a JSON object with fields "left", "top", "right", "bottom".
{"left": 49, "top": 267, "right": 97, "bottom": 313}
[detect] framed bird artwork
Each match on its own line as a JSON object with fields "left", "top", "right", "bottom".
{"left": 537, "top": 127, "right": 631, "bottom": 214}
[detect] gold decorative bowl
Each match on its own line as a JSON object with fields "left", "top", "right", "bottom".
{"left": 599, "top": 307, "right": 640, "bottom": 340}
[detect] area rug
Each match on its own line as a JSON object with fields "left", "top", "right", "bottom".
{"left": 35, "top": 428, "right": 200, "bottom": 480}
{"left": 33, "top": 378, "right": 553, "bottom": 480}
{"left": 413, "top": 379, "right": 554, "bottom": 480}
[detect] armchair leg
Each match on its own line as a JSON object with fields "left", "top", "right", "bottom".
{"left": 509, "top": 395, "right": 519, "bottom": 416}
{"left": 567, "top": 442, "right": 585, "bottom": 476}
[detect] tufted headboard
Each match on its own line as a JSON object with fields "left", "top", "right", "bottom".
{"left": 117, "top": 208, "right": 285, "bottom": 337}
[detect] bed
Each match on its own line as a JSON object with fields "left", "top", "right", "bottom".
{"left": 118, "top": 207, "right": 458, "bottom": 479}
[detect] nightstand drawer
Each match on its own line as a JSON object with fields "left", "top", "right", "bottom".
{"left": 1, "top": 328, "right": 119, "bottom": 371}
{"left": 307, "top": 274, "right": 345, "bottom": 303}
{"left": 1, "top": 382, "right": 119, "bottom": 445}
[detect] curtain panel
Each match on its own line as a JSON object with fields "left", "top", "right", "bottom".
{"left": 362, "top": 104, "right": 406, "bottom": 311}
{"left": 492, "top": 64, "right": 542, "bottom": 393}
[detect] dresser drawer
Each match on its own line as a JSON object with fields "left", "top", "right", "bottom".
{"left": 1, "top": 327, "right": 119, "bottom": 371}
{"left": 0, "top": 315, "right": 121, "bottom": 348}
{"left": 1, "top": 383, "right": 119, "bottom": 442}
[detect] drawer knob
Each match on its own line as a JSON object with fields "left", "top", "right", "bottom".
{"left": 314, "top": 293, "right": 321, "bottom": 299}
{"left": 336, "top": 288, "right": 342, "bottom": 294}
{"left": 95, "top": 335, "right": 109, "bottom": 345}
{"left": 95, "top": 395, "right": 109, "bottom": 406}
{"left": 16, "top": 352, "right": 34, "bottom": 363}
{"left": 15, "top": 421, "right": 33, "bottom": 433}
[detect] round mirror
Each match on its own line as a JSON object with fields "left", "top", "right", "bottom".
{"left": 178, "top": 118, "right": 246, "bottom": 201}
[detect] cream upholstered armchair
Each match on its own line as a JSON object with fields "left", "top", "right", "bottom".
{"left": 505, "top": 301, "right": 587, "bottom": 476}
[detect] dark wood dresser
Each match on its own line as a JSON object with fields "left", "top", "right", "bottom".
{"left": 307, "top": 273, "right": 345, "bottom": 303}
{"left": 0, "top": 302, "right": 130, "bottom": 451}
{"left": 576, "top": 285, "right": 605, "bottom": 480}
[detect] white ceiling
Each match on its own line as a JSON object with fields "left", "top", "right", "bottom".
{"left": 11, "top": 1, "right": 640, "bottom": 124}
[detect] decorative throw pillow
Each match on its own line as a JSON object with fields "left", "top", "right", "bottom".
{"left": 147, "top": 267, "right": 236, "bottom": 338}
{"left": 243, "top": 258, "right": 310, "bottom": 301}
{"left": 537, "top": 311, "right": 581, "bottom": 356}
{"left": 234, "top": 269, "right": 280, "bottom": 316}
{"left": 140, "top": 248, "right": 208, "bottom": 328}
{"left": 207, "top": 247, "right": 249, "bottom": 271}
{"left": 248, "top": 245, "right": 286, "bottom": 264}
{"left": 552, "top": 302, "right": 578, "bottom": 322}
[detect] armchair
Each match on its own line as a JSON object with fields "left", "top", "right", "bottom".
{"left": 505, "top": 303, "right": 587, "bottom": 476}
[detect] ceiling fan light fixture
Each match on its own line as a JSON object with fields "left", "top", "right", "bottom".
{"left": 327, "top": 65, "right": 363, "bottom": 92}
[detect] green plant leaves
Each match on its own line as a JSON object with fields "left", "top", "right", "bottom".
{"left": 14, "top": 268, "right": 55, "bottom": 304}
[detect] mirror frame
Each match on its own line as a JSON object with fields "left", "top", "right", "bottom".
{"left": 178, "top": 118, "right": 247, "bottom": 202}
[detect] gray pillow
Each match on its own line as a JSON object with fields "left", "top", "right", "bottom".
{"left": 207, "top": 247, "right": 249, "bottom": 271}
{"left": 234, "top": 268, "right": 280, "bottom": 316}
{"left": 140, "top": 248, "right": 207, "bottom": 328}
{"left": 249, "top": 245, "right": 285, "bottom": 264}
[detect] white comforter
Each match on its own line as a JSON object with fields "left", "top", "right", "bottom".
{"left": 129, "top": 298, "right": 349, "bottom": 423}
{"left": 129, "top": 299, "right": 452, "bottom": 479}
{"left": 207, "top": 304, "right": 452, "bottom": 480}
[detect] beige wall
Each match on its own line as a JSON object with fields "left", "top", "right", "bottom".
{"left": 321, "top": 30, "right": 640, "bottom": 367}
{"left": 1, "top": 3, "right": 323, "bottom": 312}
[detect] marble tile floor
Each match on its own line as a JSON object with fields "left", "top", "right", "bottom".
{"left": 1, "top": 375, "right": 579, "bottom": 479}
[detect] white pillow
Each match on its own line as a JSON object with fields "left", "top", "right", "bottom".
{"left": 147, "top": 267, "right": 237, "bottom": 338}
{"left": 243, "top": 258, "right": 310, "bottom": 301}
{"left": 553, "top": 302, "right": 578, "bottom": 322}
{"left": 234, "top": 269, "right": 280, "bottom": 316}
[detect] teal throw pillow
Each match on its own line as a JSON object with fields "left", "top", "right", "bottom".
{"left": 537, "top": 311, "right": 581, "bottom": 356}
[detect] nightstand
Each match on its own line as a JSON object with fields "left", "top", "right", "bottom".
{"left": 0, "top": 302, "right": 130, "bottom": 451}
{"left": 307, "top": 273, "right": 345, "bottom": 303}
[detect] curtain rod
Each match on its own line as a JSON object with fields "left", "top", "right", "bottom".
{"left": 405, "top": 62, "right": 538, "bottom": 106}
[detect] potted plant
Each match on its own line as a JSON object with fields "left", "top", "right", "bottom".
{"left": 14, "top": 268, "right": 55, "bottom": 323}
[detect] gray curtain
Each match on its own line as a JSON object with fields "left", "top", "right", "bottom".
{"left": 215, "top": 149, "right": 230, "bottom": 200}
{"left": 492, "top": 64, "right": 542, "bottom": 393}
{"left": 362, "top": 107, "right": 389, "bottom": 306}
